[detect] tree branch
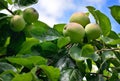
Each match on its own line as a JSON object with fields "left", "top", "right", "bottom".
{"left": 96, "top": 48, "right": 120, "bottom": 53}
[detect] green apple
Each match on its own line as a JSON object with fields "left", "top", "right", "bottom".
{"left": 85, "top": 23, "right": 101, "bottom": 40}
{"left": 63, "top": 22, "right": 85, "bottom": 43}
{"left": 23, "top": 7, "right": 39, "bottom": 23}
{"left": 10, "top": 15, "right": 26, "bottom": 32}
{"left": 23, "top": 24, "right": 33, "bottom": 37}
{"left": 69, "top": 12, "right": 90, "bottom": 27}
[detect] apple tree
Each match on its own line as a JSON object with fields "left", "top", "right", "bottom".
{"left": 0, "top": 0, "right": 120, "bottom": 81}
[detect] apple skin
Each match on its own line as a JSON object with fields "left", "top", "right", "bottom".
{"left": 85, "top": 23, "right": 101, "bottom": 40}
{"left": 63, "top": 22, "right": 85, "bottom": 43}
{"left": 23, "top": 7, "right": 39, "bottom": 23}
{"left": 69, "top": 12, "right": 90, "bottom": 27}
{"left": 10, "top": 15, "right": 26, "bottom": 32}
{"left": 23, "top": 24, "right": 33, "bottom": 37}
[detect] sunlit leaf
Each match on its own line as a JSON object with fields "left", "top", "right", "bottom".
{"left": 87, "top": 6, "right": 111, "bottom": 36}
{"left": 57, "top": 37, "right": 70, "bottom": 48}
{"left": 53, "top": 24, "right": 66, "bottom": 34}
{"left": 6, "top": 56, "right": 47, "bottom": 69}
{"left": 109, "top": 5, "right": 120, "bottom": 24}
{"left": 12, "top": 72, "right": 33, "bottom": 81}
{"left": 40, "top": 65, "right": 60, "bottom": 81}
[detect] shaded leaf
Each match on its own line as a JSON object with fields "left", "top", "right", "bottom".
{"left": 0, "top": 70, "right": 16, "bottom": 81}
{"left": 18, "top": 38, "right": 39, "bottom": 55}
{"left": 60, "top": 68, "right": 82, "bottom": 81}
{"left": 0, "top": 1, "right": 8, "bottom": 10}
{"left": 0, "top": 62, "right": 17, "bottom": 73}
{"left": 14, "top": 0, "right": 38, "bottom": 6}
{"left": 108, "top": 31, "right": 119, "bottom": 39}
{"left": 56, "top": 56, "right": 75, "bottom": 71}
{"left": 86, "top": 73, "right": 105, "bottom": 81}
{"left": 7, "top": 32, "right": 26, "bottom": 56}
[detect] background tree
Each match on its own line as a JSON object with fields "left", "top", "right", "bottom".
{"left": 0, "top": 0, "right": 120, "bottom": 81}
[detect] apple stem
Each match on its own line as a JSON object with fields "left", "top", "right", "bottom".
{"left": 0, "top": 1, "right": 15, "bottom": 15}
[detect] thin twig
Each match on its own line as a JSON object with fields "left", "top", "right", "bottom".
{"left": 96, "top": 48, "right": 120, "bottom": 53}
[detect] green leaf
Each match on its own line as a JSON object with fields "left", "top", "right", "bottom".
{"left": 0, "top": 70, "right": 16, "bottom": 81}
{"left": 76, "top": 60, "right": 86, "bottom": 77}
{"left": 18, "top": 38, "right": 39, "bottom": 55}
{"left": 81, "top": 44, "right": 94, "bottom": 57}
{"left": 31, "top": 21, "right": 61, "bottom": 42}
{"left": 109, "top": 58, "right": 120, "bottom": 67}
{"left": 14, "top": 0, "right": 38, "bottom": 6}
{"left": 0, "top": 62, "right": 17, "bottom": 73}
{"left": 96, "top": 10, "right": 111, "bottom": 36}
{"left": 56, "top": 56, "right": 75, "bottom": 71}
{"left": 12, "top": 72, "right": 33, "bottom": 81}
{"left": 69, "top": 45, "right": 82, "bottom": 61}
{"left": 0, "top": 1, "right": 8, "bottom": 10}
{"left": 53, "top": 24, "right": 66, "bottom": 34}
{"left": 108, "top": 31, "right": 119, "bottom": 39}
{"left": 57, "top": 37, "right": 70, "bottom": 48}
{"left": 7, "top": 0, "right": 13, "bottom": 4}
{"left": 40, "top": 65, "right": 60, "bottom": 81}
{"left": 86, "top": 59, "right": 92, "bottom": 72}
{"left": 109, "top": 5, "right": 120, "bottom": 24}
{"left": 87, "top": 6, "right": 111, "bottom": 36}
{"left": 60, "top": 68, "right": 82, "bottom": 81}
{"left": 107, "top": 39, "right": 120, "bottom": 45}
{"left": 69, "top": 45, "right": 99, "bottom": 61}
{"left": 109, "top": 72, "right": 120, "bottom": 81}
{"left": 6, "top": 56, "right": 47, "bottom": 69}
{"left": 81, "top": 44, "right": 99, "bottom": 61}
{"left": 7, "top": 32, "right": 26, "bottom": 56}
{"left": 86, "top": 73, "right": 105, "bottom": 81}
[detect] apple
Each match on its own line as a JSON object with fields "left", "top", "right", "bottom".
{"left": 23, "top": 24, "right": 33, "bottom": 37}
{"left": 10, "top": 15, "right": 26, "bottom": 32}
{"left": 23, "top": 7, "right": 39, "bottom": 23}
{"left": 69, "top": 12, "right": 90, "bottom": 27}
{"left": 63, "top": 22, "right": 85, "bottom": 43}
{"left": 85, "top": 23, "right": 101, "bottom": 40}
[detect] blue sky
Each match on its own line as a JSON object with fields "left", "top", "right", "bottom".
{"left": 32, "top": 0, "right": 120, "bottom": 33}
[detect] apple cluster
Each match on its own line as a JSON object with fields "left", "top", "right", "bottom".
{"left": 10, "top": 7, "right": 39, "bottom": 35}
{"left": 63, "top": 12, "right": 102, "bottom": 43}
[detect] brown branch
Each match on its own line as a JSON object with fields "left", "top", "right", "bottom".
{"left": 96, "top": 48, "right": 120, "bottom": 53}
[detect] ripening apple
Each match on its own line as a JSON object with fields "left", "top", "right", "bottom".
{"left": 69, "top": 12, "right": 90, "bottom": 27}
{"left": 23, "top": 24, "right": 33, "bottom": 37}
{"left": 85, "top": 23, "right": 101, "bottom": 40}
{"left": 23, "top": 7, "right": 39, "bottom": 23}
{"left": 10, "top": 15, "right": 26, "bottom": 32}
{"left": 63, "top": 22, "right": 85, "bottom": 43}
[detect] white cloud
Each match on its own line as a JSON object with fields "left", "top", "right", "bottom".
{"left": 32, "top": 0, "right": 106, "bottom": 27}
{"left": 32, "top": 0, "right": 75, "bottom": 27}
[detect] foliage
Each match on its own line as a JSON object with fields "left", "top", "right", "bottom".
{"left": 0, "top": 0, "right": 120, "bottom": 81}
